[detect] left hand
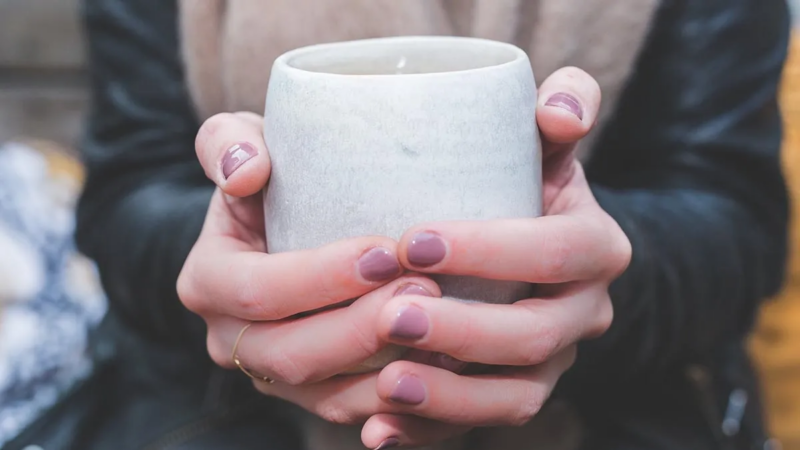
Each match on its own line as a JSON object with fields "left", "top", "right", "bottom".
{"left": 256, "top": 67, "right": 632, "bottom": 449}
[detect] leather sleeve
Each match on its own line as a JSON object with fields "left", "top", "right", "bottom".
{"left": 77, "top": 0, "right": 791, "bottom": 378}
{"left": 572, "top": 0, "right": 791, "bottom": 387}
{"left": 77, "top": 0, "right": 211, "bottom": 349}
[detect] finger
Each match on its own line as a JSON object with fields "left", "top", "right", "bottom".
{"left": 377, "top": 285, "right": 612, "bottom": 366}
{"left": 398, "top": 216, "right": 630, "bottom": 283}
{"left": 255, "top": 347, "right": 575, "bottom": 428}
{"left": 374, "top": 350, "right": 576, "bottom": 426}
{"left": 209, "top": 276, "right": 441, "bottom": 385}
{"left": 254, "top": 372, "right": 385, "bottom": 426}
{"left": 536, "top": 67, "right": 601, "bottom": 149}
{"left": 179, "top": 235, "right": 405, "bottom": 320}
{"left": 195, "top": 112, "right": 271, "bottom": 197}
{"left": 362, "top": 414, "right": 471, "bottom": 449}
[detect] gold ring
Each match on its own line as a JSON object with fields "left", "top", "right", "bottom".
{"left": 232, "top": 323, "right": 275, "bottom": 384}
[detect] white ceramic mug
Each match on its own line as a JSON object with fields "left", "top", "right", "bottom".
{"left": 264, "top": 36, "right": 541, "bottom": 372}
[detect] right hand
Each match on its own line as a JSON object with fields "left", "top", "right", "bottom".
{"left": 177, "top": 111, "right": 431, "bottom": 385}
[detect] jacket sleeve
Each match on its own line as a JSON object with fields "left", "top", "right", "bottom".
{"left": 77, "top": 0, "right": 211, "bottom": 349}
{"left": 571, "top": 0, "right": 791, "bottom": 387}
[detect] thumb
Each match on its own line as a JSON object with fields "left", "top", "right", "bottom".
{"left": 195, "top": 112, "right": 272, "bottom": 197}
{"left": 536, "top": 67, "right": 602, "bottom": 155}
{"left": 362, "top": 414, "right": 470, "bottom": 450}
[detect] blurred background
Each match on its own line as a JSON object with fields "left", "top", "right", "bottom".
{"left": 1, "top": 0, "right": 800, "bottom": 448}
{"left": 749, "top": 1, "right": 800, "bottom": 448}
{"left": 0, "top": 0, "right": 103, "bottom": 444}
{"left": 0, "top": 0, "right": 85, "bottom": 149}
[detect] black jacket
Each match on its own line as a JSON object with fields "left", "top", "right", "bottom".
{"left": 6, "top": 0, "right": 791, "bottom": 449}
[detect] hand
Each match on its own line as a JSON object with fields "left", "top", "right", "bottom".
{"left": 178, "top": 111, "right": 419, "bottom": 385}
{"left": 258, "top": 67, "right": 631, "bottom": 449}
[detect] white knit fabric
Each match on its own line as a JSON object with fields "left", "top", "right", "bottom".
{"left": 0, "top": 142, "right": 107, "bottom": 446}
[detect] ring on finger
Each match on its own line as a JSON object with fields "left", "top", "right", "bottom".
{"left": 232, "top": 323, "right": 275, "bottom": 384}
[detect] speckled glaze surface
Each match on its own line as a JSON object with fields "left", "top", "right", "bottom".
{"left": 263, "top": 36, "right": 541, "bottom": 372}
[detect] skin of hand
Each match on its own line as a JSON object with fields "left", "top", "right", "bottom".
{"left": 251, "top": 67, "right": 632, "bottom": 449}
{"left": 177, "top": 66, "right": 631, "bottom": 449}
{"left": 178, "top": 109, "right": 429, "bottom": 386}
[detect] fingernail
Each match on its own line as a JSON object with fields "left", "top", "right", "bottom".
{"left": 222, "top": 142, "right": 258, "bottom": 179}
{"left": 395, "top": 284, "right": 432, "bottom": 297}
{"left": 407, "top": 232, "right": 446, "bottom": 267}
{"left": 545, "top": 93, "right": 584, "bottom": 120}
{"left": 390, "top": 375, "right": 426, "bottom": 405}
{"left": 358, "top": 247, "right": 401, "bottom": 282}
{"left": 390, "top": 305, "right": 429, "bottom": 341}
{"left": 375, "top": 438, "right": 401, "bottom": 449}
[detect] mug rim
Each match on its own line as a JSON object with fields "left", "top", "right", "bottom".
{"left": 273, "top": 35, "right": 528, "bottom": 78}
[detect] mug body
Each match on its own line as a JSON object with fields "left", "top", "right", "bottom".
{"left": 264, "top": 36, "right": 541, "bottom": 371}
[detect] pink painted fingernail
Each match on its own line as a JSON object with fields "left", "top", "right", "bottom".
{"left": 395, "top": 284, "right": 432, "bottom": 297}
{"left": 390, "top": 305, "right": 429, "bottom": 341}
{"left": 545, "top": 93, "right": 584, "bottom": 120}
{"left": 222, "top": 142, "right": 258, "bottom": 179}
{"left": 358, "top": 248, "right": 402, "bottom": 282}
{"left": 407, "top": 232, "right": 446, "bottom": 267}
{"left": 375, "top": 438, "right": 401, "bottom": 449}
{"left": 389, "top": 375, "right": 426, "bottom": 405}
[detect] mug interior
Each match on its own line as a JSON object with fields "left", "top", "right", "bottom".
{"left": 284, "top": 37, "right": 522, "bottom": 76}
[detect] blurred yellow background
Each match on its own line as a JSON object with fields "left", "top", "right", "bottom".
{"left": 750, "top": 32, "right": 800, "bottom": 450}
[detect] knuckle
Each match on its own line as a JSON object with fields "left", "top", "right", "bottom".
{"left": 232, "top": 288, "right": 273, "bottom": 320}
{"left": 175, "top": 269, "right": 194, "bottom": 307}
{"left": 510, "top": 386, "right": 546, "bottom": 427}
{"left": 176, "top": 261, "right": 202, "bottom": 313}
{"left": 610, "top": 235, "right": 633, "bottom": 278}
{"left": 347, "top": 315, "right": 380, "bottom": 358}
{"left": 525, "top": 322, "right": 562, "bottom": 365}
{"left": 262, "top": 345, "right": 308, "bottom": 386}
{"left": 317, "top": 402, "right": 359, "bottom": 426}
{"left": 233, "top": 264, "right": 282, "bottom": 320}
{"left": 600, "top": 219, "right": 632, "bottom": 279}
